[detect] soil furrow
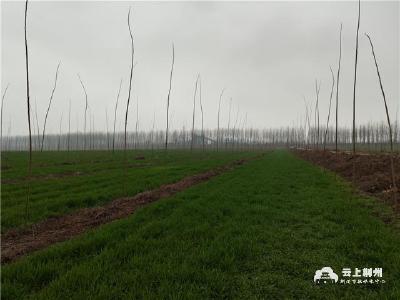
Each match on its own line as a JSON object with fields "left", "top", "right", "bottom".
{"left": 1, "top": 157, "right": 256, "bottom": 264}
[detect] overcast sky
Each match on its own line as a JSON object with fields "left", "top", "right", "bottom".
{"left": 1, "top": 0, "right": 399, "bottom": 136}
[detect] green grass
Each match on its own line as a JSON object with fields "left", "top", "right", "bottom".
{"left": 2, "top": 150, "right": 399, "bottom": 299}
{"left": 1, "top": 150, "right": 256, "bottom": 231}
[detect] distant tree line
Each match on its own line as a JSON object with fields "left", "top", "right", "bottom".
{"left": 2, "top": 121, "right": 399, "bottom": 152}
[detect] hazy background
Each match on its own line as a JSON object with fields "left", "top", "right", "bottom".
{"left": 1, "top": 1, "right": 399, "bottom": 136}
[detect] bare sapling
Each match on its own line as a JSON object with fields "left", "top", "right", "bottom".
{"left": 226, "top": 97, "right": 232, "bottom": 149}
{"left": 40, "top": 61, "right": 61, "bottom": 151}
{"left": 1, "top": 83, "right": 10, "bottom": 149}
{"left": 324, "top": 67, "right": 335, "bottom": 151}
{"left": 302, "top": 96, "right": 308, "bottom": 148}
{"left": 303, "top": 96, "right": 311, "bottom": 149}
{"left": 124, "top": 7, "right": 135, "bottom": 194}
{"left": 151, "top": 110, "right": 155, "bottom": 151}
{"left": 242, "top": 113, "right": 248, "bottom": 151}
{"left": 112, "top": 79, "right": 122, "bottom": 153}
{"left": 351, "top": 0, "right": 361, "bottom": 184}
{"left": 67, "top": 99, "right": 71, "bottom": 152}
{"left": 24, "top": 0, "right": 32, "bottom": 221}
{"left": 335, "top": 23, "right": 343, "bottom": 152}
{"left": 352, "top": 0, "right": 361, "bottom": 154}
{"left": 217, "top": 88, "right": 225, "bottom": 151}
{"left": 314, "top": 80, "right": 321, "bottom": 149}
{"left": 58, "top": 113, "right": 63, "bottom": 151}
{"left": 191, "top": 74, "right": 200, "bottom": 151}
{"left": 199, "top": 76, "right": 205, "bottom": 150}
{"left": 165, "top": 43, "right": 174, "bottom": 150}
{"left": 232, "top": 107, "right": 240, "bottom": 151}
{"left": 78, "top": 74, "right": 88, "bottom": 150}
{"left": 365, "top": 32, "right": 398, "bottom": 206}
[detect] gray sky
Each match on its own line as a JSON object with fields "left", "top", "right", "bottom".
{"left": 1, "top": 1, "right": 399, "bottom": 136}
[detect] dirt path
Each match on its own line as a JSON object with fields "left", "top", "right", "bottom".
{"left": 1, "top": 157, "right": 257, "bottom": 264}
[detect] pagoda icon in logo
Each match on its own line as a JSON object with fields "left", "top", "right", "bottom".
{"left": 314, "top": 267, "right": 338, "bottom": 284}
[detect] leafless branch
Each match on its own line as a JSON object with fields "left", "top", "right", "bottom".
{"left": 314, "top": 80, "right": 321, "bottom": 148}
{"left": 24, "top": 0, "right": 32, "bottom": 221}
{"left": 324, "top": 66, "right": 335, "bottom": 150}
{"left": 191, "top": 74, "right": 200, "bottom": 151}
{"left": 335, "top": 23, "right": 343, "bottom": 152}
{"left": 352, "top": 0, "right": 361, "bottom": 154}
{"left": 68, "top": 99, "right": 71, "bottom": 152}
{"left": 113, "top": 79, "right": 122, "bottom": 153}
{"left": 365, "top": 32, "right": 397, "bottom": 205}
{"left": 217, "top": 88, "right": 225, "bottom": 151}
{"left": 40, "top": 61, "right": 61, "bottom": 151}
{"left": 1, "top": 83, "right": 10, "bottom": 149}
{"left": 199, "top": 76, "right": 205, "bottom": 151}
{"left": 78, "top": 73, "right": 88, "bottom": 150}
{"left": 124, "top": 7, "right": 135, "bottom": 194}
{"left": 165, "top": 43, "right": 174, "bottom": 150}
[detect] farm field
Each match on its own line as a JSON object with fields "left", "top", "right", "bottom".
{"left": 2, "top": 1, "right": 399, "bottom": 298}
{"left": 1, "top": 150, "right": 257, "bottom": 231}
{"left": 2, "top": 150, "right": 400, "bottom": 299}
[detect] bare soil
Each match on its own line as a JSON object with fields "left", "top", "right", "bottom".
{"left": 295, "top": 149, "right": 399, "bottom": 207}
{"left": 1, "top": 157, "right": 253, "bottom": 264}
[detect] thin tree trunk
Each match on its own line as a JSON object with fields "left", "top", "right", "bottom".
{"left": 151, "top": 111, "right": 155, "bottom": 151}
{"left": 303, "top": 96, "right": 311, "bottom": 149}
{"left": 217, "top": 88, "right": 225, "bottom": 151}
{"left": 24, "top": 0, "right": 32, "bottom": 221}
{"left": 352, "top": 0, "right": 361, "bottom": 154}
{"left": 78, "top": 74, "right": 88, "bottom": 151}
{"left": 335, "top": 23, "right": 343, "bottom": 153}
{"left": 58, "top": 113, "right": 63, "bottom": 151}
{"left": 1, "top": 83, "right": 10, "bottom": 150}
{"left": 40, "top": 62, "right": 61, "bottom": 151}
{"left": 113, "top": 79, "right": 122, "bottom": 153}
{"left": 165, "top": 43, "right": 174, "bottom": 150}
{"left": 67, "top": 99, "right": 71, "bottom": 152}
{"left": 242, "top": 113, "right": 248, "bottom": 151}
{"left": 324, "top": 67, "right": 335, "bottom": 151}
{"left": 124, "top": 7, "right": 135, "bottom": 194}
{"left": 199, "top": 76, "right": 205, "bottom": 151}
{"left": 366, "top": 32, "right": 397, "bottom": 206}
{"left": 232, "top": 107, "right": 240, "bottom": 151}
{"left": 191, "top": 74, "right": 200, "bottom": 151}
{"left": 106, "top": 108, "right": 110, "bottom": 151}
{"left": 227, "top": 97, "right": 232, "bottom": 149}
{"left": 314, "top": 80, "right": 321, "bottom": 149}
